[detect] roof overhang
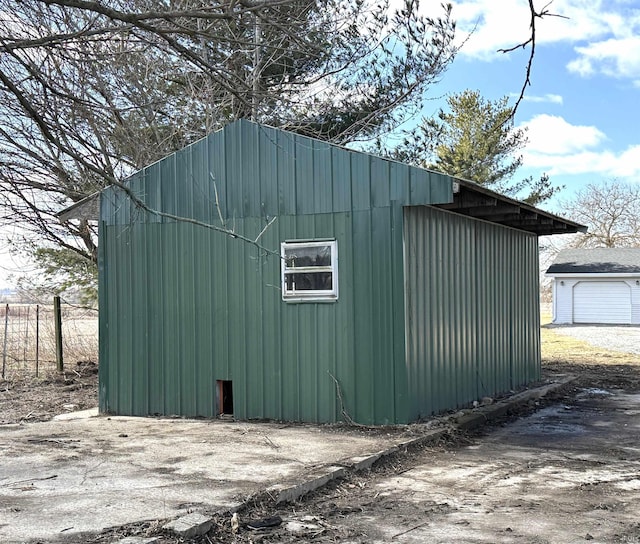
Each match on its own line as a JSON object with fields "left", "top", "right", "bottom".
{"left": 434, "top": 178, "right": 587, "bottom": 236}
{"left": 57, "top": 192, "right": 100, "bottom": 222}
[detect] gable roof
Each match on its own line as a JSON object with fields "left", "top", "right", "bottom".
{"left": 57, "top": 119, "right": 586, "bottom": 236}
{"left": 547, "top": 248, "right": 640, "bottom": 274}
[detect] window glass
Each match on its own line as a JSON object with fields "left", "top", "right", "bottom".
{"left": 281, "top": 240, "right": 338, "bottom": 302}
{"left": 284, "top": 272, "right": 333, "bottom": 291}
{"left": 284, "top": 245, "right": 332, "bottom": 268}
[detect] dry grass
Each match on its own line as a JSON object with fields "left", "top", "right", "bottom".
{"left": 540, "top": 312, "right": 639, "bottom": 366}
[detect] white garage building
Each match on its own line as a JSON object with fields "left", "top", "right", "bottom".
{"left": 547, "top": 248, "right": 640, "bottom": 325}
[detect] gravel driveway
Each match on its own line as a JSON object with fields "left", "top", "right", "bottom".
{"left": 547, "top": 324, "right": 640, "bottom": 355}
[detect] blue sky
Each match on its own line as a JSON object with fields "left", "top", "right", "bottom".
{"left": 412, "top": 0, "right": 640, "bottom": 214}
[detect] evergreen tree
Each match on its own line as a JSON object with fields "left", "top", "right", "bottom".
{"left": 386, "top": 89, "right": 561, "bottom": 205}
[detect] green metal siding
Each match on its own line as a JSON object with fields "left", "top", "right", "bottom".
{"left": 100, "top": 209, "right": 408, "bottom": 424}
{"left": 403, "top": 206, "right": 541, "bottom": 420}
{"left": 99, "top": 119, "right": 543, "bottom": 425}
{"left": 101, "top": 119, "right": 453, "bottom": 226}
{"left": 99, "top": 120, "right": 456, "bottom": 424}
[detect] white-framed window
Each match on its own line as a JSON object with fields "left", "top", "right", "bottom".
{"left": 281, "top": 240, "right": 338, "bottom": 302}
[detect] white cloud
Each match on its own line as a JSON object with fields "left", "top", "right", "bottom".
{"left": 522, "top": 114, "right": 606, "bottom": 155}
{"left": 442, "top": 1, "right": 611, "bottom": 57}
{"left": 520, "top": 93, "right": 564, "bottom": 104}
{"left": 520, "top": 114, "right": 640, "bottom": 179}
{"left": 524, "top": 146, "right": 640, "bottom": 179}
{"left": 611, "top": 145, "right": 640, "bottom": 177}
{"left": 435, "top": 0, "right": 640, "bottom": 82}
{"left": 567, "top": 37, "right": 640, "bottom": 81}
{"left": 445, "top": 1, "right": 533, "bottom": 60}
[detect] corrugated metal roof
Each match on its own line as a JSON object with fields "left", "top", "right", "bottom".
{"left": 547, "top": 248, "right": 640, "bottom": 274}
{"left": 56, "top": 192, "right": 100, "bottom": 222}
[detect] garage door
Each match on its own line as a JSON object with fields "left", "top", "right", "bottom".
{"left": 573, "top": 281, "right": 632, "bottom": 324}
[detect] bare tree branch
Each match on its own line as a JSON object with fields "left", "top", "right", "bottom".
{"left": 499, "top": 1, "right": 568, "bottom": 118}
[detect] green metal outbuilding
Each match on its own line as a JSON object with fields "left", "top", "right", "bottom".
{"left": 93, "top": 119, "right": 584, "bottom": 425}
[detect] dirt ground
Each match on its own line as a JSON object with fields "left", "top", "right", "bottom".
{"left": 99, "top": 359, "right": 631, "bottom": 544}
{"left": 2, "top": 340, "right": 640, "bottom": 543}
{"left": 189, "top": 361, "right": 639, "bottom": 544}
{"left": 0, "top": 362, "right": 98, "bottom": 425}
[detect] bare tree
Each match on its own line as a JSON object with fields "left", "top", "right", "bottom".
{"left": 0, "top": 0, "right": 568, "bottom": 300}
{"left": 561, "top": 181, "right": 640, "bottom": 248}
{"left": 0, "top": 0, "right": 457, "bottom": 297}
{"left": 0, "top": 0, "right": 456, "bottom": 298}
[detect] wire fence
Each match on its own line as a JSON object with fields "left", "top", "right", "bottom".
{"left": 0, "top": 302, "right": 98, "bottom": 380}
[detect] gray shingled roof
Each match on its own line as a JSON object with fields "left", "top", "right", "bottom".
{"left": 546, "top": 248, "right": 640, "bottom": 274}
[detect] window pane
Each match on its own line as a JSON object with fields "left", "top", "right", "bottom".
{"left": 285, "top": 272, "right": 333, "bottom": 291}
{"left": 284, "top": 245, "right": 332, "bottom": 268}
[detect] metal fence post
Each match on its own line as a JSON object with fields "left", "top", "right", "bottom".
{"left": 35, "top": 304, "right": 40, "bottom": 377}
{"left": 2, "top": 304, "right": 8, "bottom": 379}
{"left": 54, "top": 296, "right": 64, "bottom": 373}
{"left": 23, "top": 305, "right": 30, "bottom": 370}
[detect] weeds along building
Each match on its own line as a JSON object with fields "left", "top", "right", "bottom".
{"left": 62, "top": 119, "right": 585, "bottom": 425}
